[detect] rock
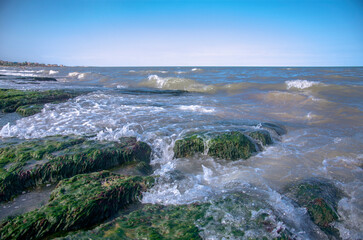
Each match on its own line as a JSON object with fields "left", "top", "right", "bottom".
{"left": 14, "top": 104, "right": 44, "bottom": 117}
{"left": 283, "top": 178, "right": 344, "bottom": 239}
{"left": 208, "top": 132, "right": 257, "bottom": 160}
{"left": 59, "top": 192, "right": 293, "bottom": 240}
{"left": 62, "top": 203, "right": 205, "bottom": 240}
{"left": 0, "top": 88, "right": 81, "bottom": 116}
{"left": 174, "top": 131, "right": 263, "bottom": 160}
{"left": 0, "top": 136, "right": 152, "bottom": 202}
{"left": 0, "top": 171, "right": 154, "bottom": 240}
{"left": 261, "top": 123, "right": 287, "bottom": 136}
{"left": 174, "top": 135, "right": 204, "bottom": 158}
{"left": 247, "top": 130, "right": 273, "bottom": 147}
{"left": 15, "top": 77, "right": 57, "bottom": 82}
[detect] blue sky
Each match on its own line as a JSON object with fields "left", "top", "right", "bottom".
{"left": 0, "top": 0, "right": 362, "bottom": 66}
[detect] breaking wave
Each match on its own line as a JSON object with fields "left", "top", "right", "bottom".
{"left": 285, "top": 80, "right": 321, "bottom": 89}
{"left": 139, "top": 75, "right": 217, "bottom": 93}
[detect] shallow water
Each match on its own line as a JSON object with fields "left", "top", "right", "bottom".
{"left": 0, "top": 66, "right": 362, "bottom": 239}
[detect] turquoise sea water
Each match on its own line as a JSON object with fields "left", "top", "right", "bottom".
{"left": 0, "top": 67, "right": 362, "bottom": 239}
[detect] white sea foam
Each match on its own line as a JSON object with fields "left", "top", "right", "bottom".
{"left": 179, "top": 105, "right": 215, "bottom": 113}
{"left": 191, "top": 68, "right": 203, "bottom": 72}
{"left": 68, "top": 72, "right": 80, "bottom": 77}
{"left": 49, "top": 70, "right": 58, "bottom": 75}
{"left": 78, "top": 73, "right": 86, "bottom": 79}
{"left": 285, "top": 80, "right": 320, "bottom": 89}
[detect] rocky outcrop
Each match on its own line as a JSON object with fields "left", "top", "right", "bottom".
{"left": 283, "top": 178, "right": 344, "bottom": 239}
{"left": 59, "top": 192, "right": 293, "bottom": 240}
{"left": 208, "top": 132, "right": 257, "bottom": 160}
{"left": 0, "top": 136, "right": 152, "bottom": 202}
{"left": 173, "top": 126, "right": 281, "bottom": 160}
{"left": 0, "top": 171, "right": 154, "bottom": 240}
{"left": 173, "top": 135, "right": 204, "bottom": 158}
{"left": 0, "top": 88, "right": 81, "bottom": 116}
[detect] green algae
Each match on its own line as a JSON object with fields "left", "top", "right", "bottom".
{"left": 0, "top": 88, "right": 81, "bottom": 116}
{"left": 62, "top": 204, "right": 206, "bottom": 240}
{"left": 247, "top": 130, "right": 273, "bottom": 147}
{"left": 283, "top": 178, "right": 344, "bottom": 238}
{"left": 15, "top": 104, "right": 44, "bottom": 117}
{"left": 173, "top": 130, "right": 274, "bottom": 160}
{"left": 0, "top": 136, "right": 151, "bottom": 202}
{"left": 0, "top": 171, "right": 154, "bottom": 240}
{"left": 59, "top": 192, "right": 293, "bottom": 240}
{"left": 173, "top": 135, "right": 204, "bottom": 158}
{"left": 208, "top": 132, "right": 257, "bottom": 160}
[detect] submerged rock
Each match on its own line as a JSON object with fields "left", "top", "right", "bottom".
{"left": 283, "top": 178, "right": 344, "bottom": 239}
{"left": 0, "top": 136, "right": 152, "bottom": 202}
{"left": 0, "top": 88, "right": 81, "bottom": 116}
{"left": 15, "top": 76, "right": 57, "bottom": 82}
{"left": 261, "top": 122, "right": 287, "bottom": 136}
{"left": 0, "top": 171, "right": 154, "bottom": 240}
{"left": 174, "top": 130, "right": 274, "bottom": 160}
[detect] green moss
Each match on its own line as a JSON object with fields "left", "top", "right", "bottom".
{"left": 247, "top": 130, "right": 273, "bottom": 147}
{"left": 0, "top": 136, "right": 152, "bottom": 202}
{"left": 208, "top": 132, "right": 256, "bottom": 160}
{"left": 173, "top": 135, "right": 204, "bottom": 158}
{"left": 283, "top": 178, "right": 344, "bottom": 238}
{"left": 0, "top": 88, "right": 81, "bottom": 116}
{"left": 0, "top": 171, "right": 154, "bottom": 240}
{"left": 15, "top": 104, "right": 44, "bottom": 116}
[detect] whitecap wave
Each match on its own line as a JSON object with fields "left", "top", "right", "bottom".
{"left": 49, "top": 70, "right": 58, "bottom": 75}
{"left": 139, "top": 74, "right": 216, "bottom": 93}
{"left": 191, "top": 68, "right": 203, "bottom": 72}
{"left": 68, "top": 72, "right": 80, "bottom": 77}
{"left": 285, "top": 80, "right": 320, "bottom": 89}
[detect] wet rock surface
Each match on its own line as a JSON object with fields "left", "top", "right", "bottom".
{"left": 0, "top": 88, "right": 81, "bottom": 116}
{"left": 58, "top": 192, "right": 293, "bottom": 240}
{"left": 283, "top": 178, "right": 344, "bottom": 239}
{"left": 173, "top": 127, "right": 279, "bottom": 160}
{"left": 0, "top": 171, "right": 154, "bottom": 240}
{"left": 0, "top": 136, "right": 152, "bottom": 202}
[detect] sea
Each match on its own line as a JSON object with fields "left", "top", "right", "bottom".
{"left": 0, "top": 66, "right": 362, "bottom": 239}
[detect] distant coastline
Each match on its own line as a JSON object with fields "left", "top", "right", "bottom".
{"left": 0, "top": 60, "right": 64, "bottom": 67}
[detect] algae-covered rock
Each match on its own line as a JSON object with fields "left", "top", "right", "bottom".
{"left": 0, "top": 136, "right": 152, "bottom": 202}
{"left": 15, "top": 104, "right": 44, "bottom": 117}
{"left": 174, "top": 135, "right": 204, "bottom": 158}
{"left": 283, "top": 178, "right": 344, "bottom": 238}
{"left": 0, "top": 171, "right": 154, "bottom": 240}
{"left": 61, "top": 204, "right": 206, "bottom": 240}
{"left": 208, "top": 132, "right": 257, "bottom": 160}
{"left": 247, "top": 130, "right": 273, "bottom": 147}
{"left": 59, "top": 192, "right": 292, "bottom": 240}
{"left": 0, "top": 88, "right": 81, "bottom": 116}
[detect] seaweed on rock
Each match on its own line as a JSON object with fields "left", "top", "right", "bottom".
{"left": 0, "top": 171, "right": 154, "bottom": 240}
{"left": 0, "top": 88, "right": 81, "bottom": 116}
{"left": 283, "top": 178, "right": 344, "bottom": 239}
{"left": 58, "top": 192, "right": 293, "bottom": 240}
{"left": 174, "top": 131, "right": 259, "bottom": 161}
{"left": 173, "top": 135, "right": 204, "bottom": 158}
{"left": 0, "top": 136, "right": 152, "bottom": 202}
{"left": 208, "top": 132, "right": 257, "bottom": 160}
